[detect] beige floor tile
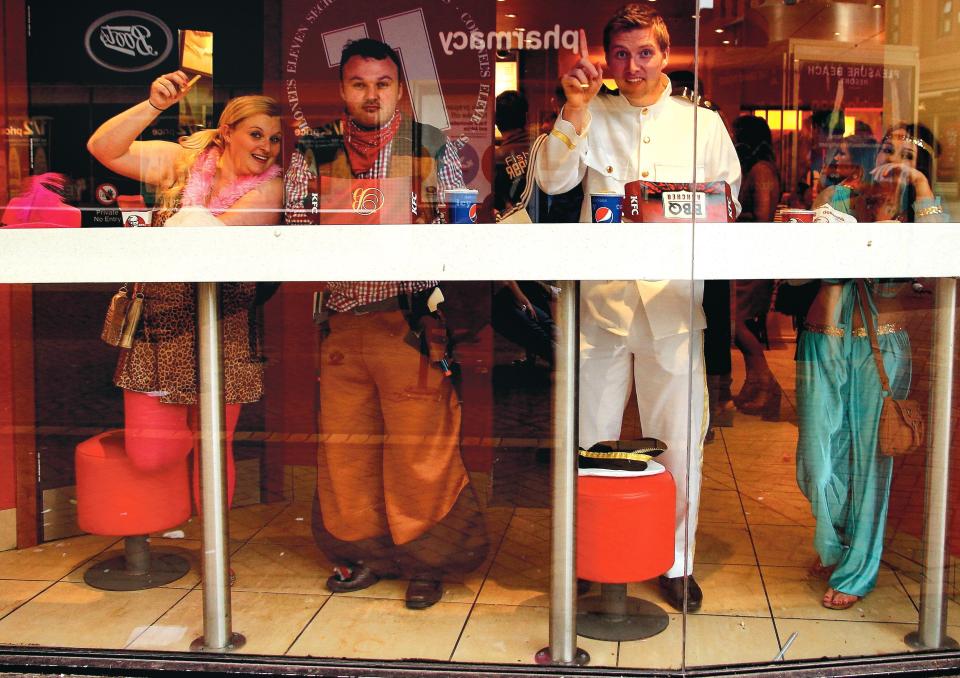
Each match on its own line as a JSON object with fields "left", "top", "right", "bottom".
{"left": 249, "top": 501, "right": 314, "bottom": 545}
{"left": 740, "top": 495, "right": 814, "bottom": 527}
{"left": 625, "top": 564, "right": 769, "bottom": 618}
{"left": 336, "top": 566, "right": 489, "bottom": 606}
{"left": 695, "top": 523, "right": 756, "bottom": 566}
{"left": 692, "top": 563, "right": 770, "bottom": 617}
{"left": 230, "top": 540, "right": 333, "bottom": 595}
{"left": 61, "top": 539, "right": 200, "bottom": 589}
{"left": 774, "top": 617, "right": 920, "bottom": 661}
{"left": 751, "top": 524, "right": 816, "bottom": 566}
{"left": 452, "top": 603, "right": 618, "bottom": 666}
{"left": 763, "top": 565, "right": 919, "bottom": 623}
{"left": 698, "top": 489, "right": 746, "bottom": 525}
{"left": 476, "top": 562, "right": 550, "bottom": 607}
{"left": 127, "top": 588, "right": 325, "bottom": 654}
{"left": 614, "top": 612, "right": 683, "bottom": 670}
{"left": 722, "top": 420, "right": 798, "bottom": 445}
{"left": 0, "top": 581, "right": 187, "bottom": 649}
{"left": 895, "top": 571, "right": 960, "bottom": 621}
{"left": 288, "top": 595, "right": 468, "bottom": 660}
{"left": 290, "top": 465, "right": 317, "bottom": 502}
{"left": 684, "top": 614, "right": 781, "bottom": 667}
{"left": 0, "top": 534, "right": 117, "bottom": 581}
{"left": 0, "top": 580, "right": 52, "bottom": 618}
{"left": 174, "top": 502, "right": 288, "bottom": 542}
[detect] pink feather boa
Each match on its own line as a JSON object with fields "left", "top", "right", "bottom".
{"left": 180, "top": 147, "right": 281, "bottom": 216}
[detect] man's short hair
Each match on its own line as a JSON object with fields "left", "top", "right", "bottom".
{"left": 603, "top": 3, "right": 670, "bottom": 54}
{"left": 339, "top": 38, "right": 402, "bottom": 81}
{"left": 495, "top": 90, "right": 528, "bottom": 133}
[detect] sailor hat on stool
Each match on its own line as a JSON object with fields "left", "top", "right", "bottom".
{"left": 577, "top": 439, "right": 667, "bottom": 477}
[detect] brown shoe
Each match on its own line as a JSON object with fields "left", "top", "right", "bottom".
{"left": 658, "top": 574, "right": 703, "bottom": 613}
{"left": 326, "top": 565, "right": 379, "bottom": 593}
{"left": 405, "top": 578, "right": 443, "bottom": 609}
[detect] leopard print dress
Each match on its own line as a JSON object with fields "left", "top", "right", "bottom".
{"left": 113, "top": 182, "right": 270, "bottom": 405}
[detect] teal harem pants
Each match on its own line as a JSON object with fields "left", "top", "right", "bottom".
{"left": 795, "top": 307, "right": 911, "bottom": 597}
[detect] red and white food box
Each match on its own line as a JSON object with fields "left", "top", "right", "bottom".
{"left": 621, "top": 180, "right": 735, "bottom": 223}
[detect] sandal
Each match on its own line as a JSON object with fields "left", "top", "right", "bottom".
{"left": 808, "top": 559, "right": 835, "bottom": 580}
{"left": 822, "top": 587, "right": 860, "bottom": 610}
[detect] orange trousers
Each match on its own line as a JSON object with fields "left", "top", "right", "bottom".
{"left": 313, "top": 310, "right": 487, "bottom": 576}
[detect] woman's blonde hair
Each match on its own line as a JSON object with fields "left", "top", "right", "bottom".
{"left": 157, "top": 95, "right": 281, "bottom": 213}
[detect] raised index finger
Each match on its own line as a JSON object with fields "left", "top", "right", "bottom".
{"left": 578, "top": 28, "right": 590, "bottom": 59}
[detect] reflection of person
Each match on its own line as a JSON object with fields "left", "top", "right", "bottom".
{"left": 285, "top": 39, "right": 464, "bottom": 224}
{"left": 87, "top": 73, "right": 283, "bottom": 542}
{"left": 492, "top": 281, "right": 556, "bottom": 368}
{"left": 731, "top": 115, "right": 781, "bottom": 419}
{"left": 796, "top": 123, "right": 946, "bottom": 610}
{"left": 283, "top": 38, "right": 486, "bottom": 610}
{"left": 535, "top": 4, "right": 741, "bottom": 612}
{"left": 494, "top": 90, "right": 531, "bottom": 215}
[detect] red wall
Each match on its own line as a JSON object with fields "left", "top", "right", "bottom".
{"left": 0, "top": 286, "right": 17, "bottom": 510}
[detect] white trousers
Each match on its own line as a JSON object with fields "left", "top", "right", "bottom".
{"left": 579, "top": 326, "right": 707, "bottom": 578}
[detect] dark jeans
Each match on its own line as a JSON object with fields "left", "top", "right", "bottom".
{"left": 491, "top": 282, "right": 555, "bottom": 365}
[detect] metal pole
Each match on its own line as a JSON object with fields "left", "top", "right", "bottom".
{"left": 536, "top": 280, "right": 588, "bottom": 666}
{"left": 906, "top": 278, "right": 958, "bottom": 650}
{"left": 190, "top": 282, "right": 245, "bottom": 652}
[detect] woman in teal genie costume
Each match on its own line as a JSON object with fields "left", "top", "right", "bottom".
{"left": 797, "top": 123, "right": 947, "bottom": 610}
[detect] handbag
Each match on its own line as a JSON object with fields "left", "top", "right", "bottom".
{"left": 856, "top": 280, "right": 925, "bottom": 457}
{"left": 497, "top": 133, "right": 546, "bottom": 224}
{"left": 101, "top": 284, "right": 144, "bottom": 349}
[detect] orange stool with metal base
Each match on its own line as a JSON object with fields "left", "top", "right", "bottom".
{"left": 577, "top": 469, "right": 676, "bottom": 640}
{"left": 75, "top": 429, "right": 191, "bottom": 590}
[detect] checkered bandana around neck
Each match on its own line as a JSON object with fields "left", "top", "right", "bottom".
{"left": 342, "top": 110, "right": 403, "bottom": 175}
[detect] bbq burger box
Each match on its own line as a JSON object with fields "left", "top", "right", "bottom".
{"left": 621, "top": 180, "right": 735, "bottom": 223}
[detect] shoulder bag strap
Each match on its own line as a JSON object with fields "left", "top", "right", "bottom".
{"left": 856, "top": 279, "right": 892, "bottom": 397}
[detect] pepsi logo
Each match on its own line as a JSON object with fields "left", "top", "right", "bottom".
{"left": 594, "top": 206, "right": 614, "bottom": 223}
{"left": 468, "top": 203, "right": 479, "bottom": 223}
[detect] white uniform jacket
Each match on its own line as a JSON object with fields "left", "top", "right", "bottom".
{"left": 535, "top": 77, "right": 742, "bottom": 346}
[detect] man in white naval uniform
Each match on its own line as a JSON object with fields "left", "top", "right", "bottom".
{"left": 535, "top": 4, "right": 741, "bottom": 612}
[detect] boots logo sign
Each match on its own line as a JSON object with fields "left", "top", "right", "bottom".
{"left": 84, "top": 11, "right": 173, "bottom": 73}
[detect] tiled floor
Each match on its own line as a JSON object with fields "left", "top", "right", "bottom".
{"left": 0, "top": 335, "right": 943, "bottom": 670}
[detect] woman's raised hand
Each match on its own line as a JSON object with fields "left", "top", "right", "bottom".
{"left": 870, "top": 163, "right": 934, "bottom": 201}
{"left": 560, "top": 29, "right": 603, "bottom": 111}
{"left": 149, "top": 71, "right": 193, "bottom": 111}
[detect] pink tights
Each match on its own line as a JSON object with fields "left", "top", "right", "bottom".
{"left": 123, "top": 389, "right": 240, "bottom": 508}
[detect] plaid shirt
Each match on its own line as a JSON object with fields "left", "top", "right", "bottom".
{"left": 284, "top": 117, "right": 464, "bottom": 311}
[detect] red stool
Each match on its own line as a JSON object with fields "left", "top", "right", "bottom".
{"left": 76, "top": 429, "right": 192, "bottom": 590}
{"left": 577, "top": 461, "right": 676, "bottom": 640}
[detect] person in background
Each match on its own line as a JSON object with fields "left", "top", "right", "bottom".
{"left": 731, "top": 115, "right": 781, "bottom": 420}
{"left": 535, "top": 3, "right": 741, "bottom": 612}
{"left": 87, "top": 73, "right": 283, "bottom": 585}
{"left": 494, "top": 89, "right": 532, "bottom": 216}
{"left": 796, "top": 122, "right": 945, "bottom": 610}
{"left": 284, "top": 38, "right": 487, "bottom": 611}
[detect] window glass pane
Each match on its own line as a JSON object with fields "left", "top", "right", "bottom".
{"left": 1, "top": 0, "right": 959, "bottom": 675}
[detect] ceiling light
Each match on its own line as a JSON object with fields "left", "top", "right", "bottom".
{"left": 722, "top": 39, "right": 730, "bottom": 44}
{"left": 505, "top": 12, "right": 517, "bottom": 17}
{"left": 834, "top": 31, "right": 840, "bottom": 36}
{"left": 873, "top": 2, "right": 882, "bottom": 7}
{"left": 714, "top": 28, "right": 724, "bottom": 33}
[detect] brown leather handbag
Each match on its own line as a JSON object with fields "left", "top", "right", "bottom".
{"left": 856, "top": 280, "right": 925, "bottom": 457}
{"left": 101, "top": 284, "right": 144, "bottom": 349}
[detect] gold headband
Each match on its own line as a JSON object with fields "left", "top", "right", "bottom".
{"left": 902, "top": 135, "right": 929, "bottom": 153}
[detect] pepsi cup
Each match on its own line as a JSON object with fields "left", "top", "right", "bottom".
{"left": 591, "top": 192, "right": 623, "bottom": 223}
{"left": 445, "top": 188, "right": 479, "bottom": 224}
